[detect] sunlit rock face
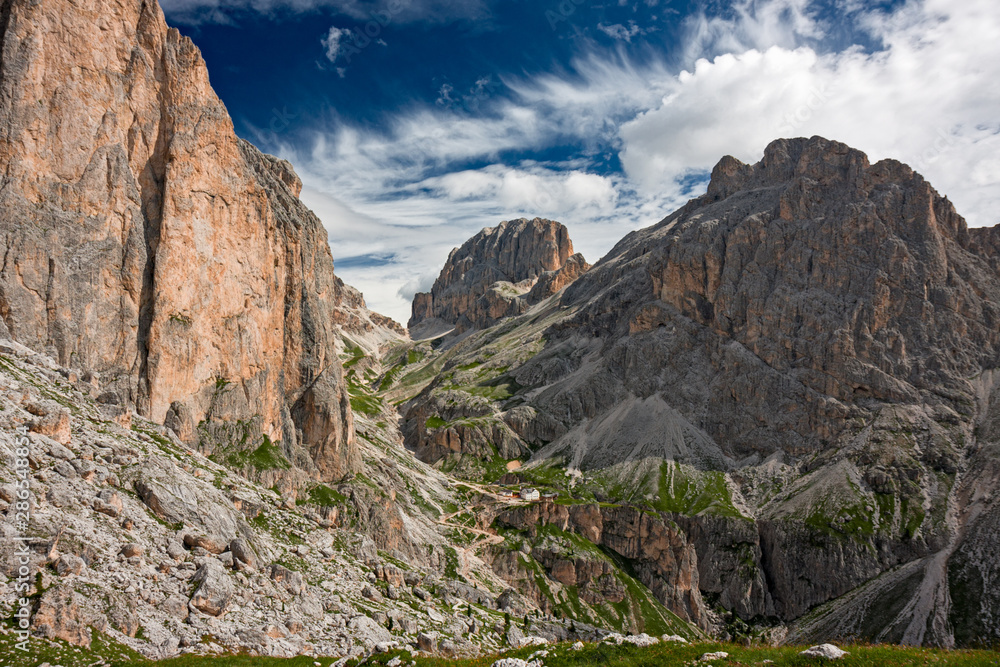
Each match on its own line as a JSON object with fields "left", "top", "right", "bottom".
{"left": 0, "top": 0, "right": 357, "bottom": 481}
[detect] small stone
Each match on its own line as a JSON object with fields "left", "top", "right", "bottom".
{"left": 71, "top": 459, "right": 96, "bottom": 480}
{"left": 183, "top": 533, "right": 227, "bottom": 555}
{"left": 166, "top": 542, "right": 187, "bottom": 561}
{"left": 53, "top": 461, "right": 77, "bottom": 478}
{"left": 30, "top": 410, "right": 72, "bottom": 445}
{"left": 264, "top": 624, "right": 286, "bottom": 639}
{"left": 190, "top": 560, "right": 234, "bottom": 617}
{"left": 699, "top": 652, "right": 728, "bottom": 662}
{"left": 267, "top": 563, "right": 305, "bottom": 595}
{"left": 120, "top": 543, "right": 143, "bottom": 558}
{"left": 229, "top": 538, "right": 256, "bottom": 569}
{"left": 417, "top": 632, "right": 437, "bottom": 653}
{"left": 54, "top": 554, "right": 86, "bottom": 577}
{"left": 160, "top": 596, "right": 189, "bottom": 620}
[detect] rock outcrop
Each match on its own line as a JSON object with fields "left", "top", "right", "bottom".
{"left": 0, "top": 0, "right": 357, "bottom": 481}
{"left": 408, "top": 218, "right": 588, "bottom": 335}
{"left": 496, "top": 502, "right": 707, "bottom": 630}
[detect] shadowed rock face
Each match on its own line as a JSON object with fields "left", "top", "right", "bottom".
{"left": 512, "top": 137, "right": 1000, "bottom": 643}
{"left": 496, "top": 502, "right": 707, "bottom": 631}
{"left": 408, "top": 217, "right": 588, "bottom": 334}
{"left": 0, "top": 0, "right": 356, "bottom": 480}
{"left": 525, "top": 136, "right": 1000, "bottom": 464}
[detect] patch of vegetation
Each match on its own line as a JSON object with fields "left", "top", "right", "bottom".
{"left": 653, "top": 462, "right": 747, "bottom": 520}
{"left": 342, "top": 344, "right": 366, "bottom": 368}
{"left": 224, "top": 435, "right": 290, "bottom": 471}
{"left": 443, "top": 546, "right": 462, "bottom": 581}
{"left": 425, "top": 415, "right": 448, "bottom": 429}
{"left": 350, "top": 393, "right": 382, "bottom": 417}
{"left": 168, "top": 313, "right": 192, "bottom": 326}
{"left": 0, "top": 633, "right": 997, "bottom": 667}
{"left": 305, "top": 483, "right": 349, "bottom": 507}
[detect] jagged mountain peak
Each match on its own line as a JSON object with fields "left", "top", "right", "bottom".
{"left": 409, "top": 217, "right": 589, "bottom": 336}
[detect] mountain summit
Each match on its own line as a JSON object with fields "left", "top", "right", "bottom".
{"left": 409, "top": 217, "right": 589, "bottom": 336}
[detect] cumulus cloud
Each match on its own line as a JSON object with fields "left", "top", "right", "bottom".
{"left": 265, "top": 0, "right": 999, "bottom": 324}
{"left": 619, "top": 0, "right": 1000, "bottom": 227}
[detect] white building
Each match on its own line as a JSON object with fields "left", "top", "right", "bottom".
{"left": 520, "top": 487, "right": 540, "bottom": 501}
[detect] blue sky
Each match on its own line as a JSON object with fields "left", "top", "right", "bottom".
{"left": 165, "top": 0, "right": 1000, "bottom": 325}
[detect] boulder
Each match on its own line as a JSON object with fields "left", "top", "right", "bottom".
{"left": 190, "top": 560, "right": 234, "bottom": 617}
{"left": 267, "top": 564, "right": 305, "bottom": 595}
{"left": 32, "top": 585, "right": 93, "bottom": 647}
{"left": 133, "top": 457, "right": 251, "bottom": 554}
{"left": 800, "top": 644, "right": 848, "bottom": 659}
{"left": 54, "top": 554, "right": 86, "bottom": 577}
{"left": 229, "top": 538, "right": 257, "bottom": 569}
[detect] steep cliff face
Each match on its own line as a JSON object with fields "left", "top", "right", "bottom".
{"left": 408, "top": 217, "right": 588, "bottom": 335}
{"left": 525, "top": 137, "right": 998, "bottom": 464}
{"left": 517, "top": 137, "right": 1000, "bottom": 645}
{"left": 0, "top": 0, "right": 356, "bottom": 480}
{"left": 495, "top": 501, "right": 707, "bottom": 633}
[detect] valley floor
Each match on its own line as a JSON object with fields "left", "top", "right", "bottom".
{"left": 1, "top": 628, "right": 998, "bottom": 667}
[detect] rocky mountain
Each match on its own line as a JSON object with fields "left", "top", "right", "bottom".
{"left": 2, "top": 0, "right": 998, "bottom": 656}
{"left": 408, "top": 218, "right": 589, "bottom": 337}
{"left": 397, "top": 137, "right": 1000, "bottom": 648}
{"left": 0, "top": 0, "right": 366, "bottom": 485}
{"left": 0, "top": 0, "right": 700, "bottom": 660}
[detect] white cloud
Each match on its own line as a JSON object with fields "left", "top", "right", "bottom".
{"left": 619, "top": 0, "right": 1000, "bottom": 229}
{"left": 265, "top": 0, "right": 1000, "bottom": 325}
{"left": 321, "top": 25, "right": 347, "bottom": 61}
{"left": 598, "top": 21, "right": 644, "bottom": 42}
{"left": 679, "top": 0, "right": 824, "bottom": 60}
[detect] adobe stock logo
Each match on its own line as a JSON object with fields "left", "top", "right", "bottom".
{"left": 545, "top": 0, "right": 595, "bottom": 31}
{"left": 777, "top": 83, "right": 830, "bottom": 136}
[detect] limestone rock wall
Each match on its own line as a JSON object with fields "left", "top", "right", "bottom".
{"left": 0, "top": 0, "right": 356, "bottom": 481}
